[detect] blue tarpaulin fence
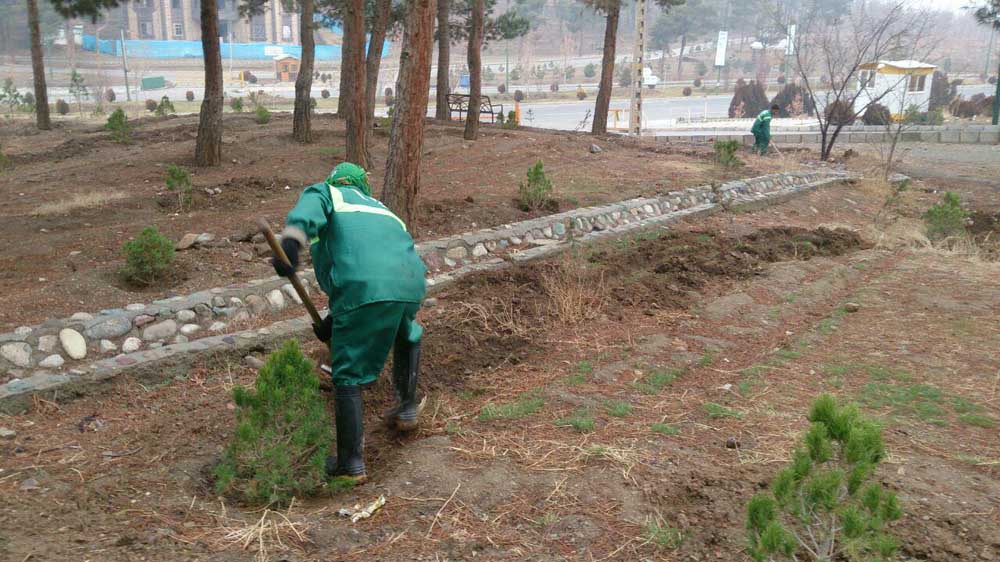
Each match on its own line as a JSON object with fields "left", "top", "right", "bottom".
{"left": 81, "top": 34, "right": 387, "bottom": 61}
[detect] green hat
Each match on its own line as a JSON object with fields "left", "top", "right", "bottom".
{"left": 326, "top": 162, "right": 372, "bottom": 196}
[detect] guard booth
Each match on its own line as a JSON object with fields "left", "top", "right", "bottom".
{"left": 274, "top": 55, "right": 300, "bottom": 82}
{"left": 855, "top": 59, "right": 936, "bottom": 119}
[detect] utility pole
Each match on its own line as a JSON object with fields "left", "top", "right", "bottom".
{"left": 629, "top": 0, "right": 647, "bottom": 136}
{"left": 120, "top": 28, "right": 131, "bottom": 101}
{"left": 986, "top": 26, "right": 995, "bottom": 80}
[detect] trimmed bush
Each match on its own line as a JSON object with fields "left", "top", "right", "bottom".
{"left": 215, "top": 340, "right": 333, "bottom": 507}
{"left": 693, "top": 78, "right": 703, "bottom": 88}
{"left": 514, "top": 89, "right": 525, "bottom": 102}
{"left": 185, "top": 90, "right": 195, "bottom": 102}
{"left": 254, "top": 105, "right": 272, "bottom": 124}
{"left": 564, "top": 65, "right": 575, "bottom": 80}
{"left": 497, "top": 83, "right": 507, "bottom": 94}
{"left": 682, "top": 87, "right": 693, "bottom": 97}
{"left": 862, "top": 103, "right": 891, "bottom": 126}
{"left": 321, "top": 89, "right": 330, "bottom": 99}
{"left": 55, "top": 99, "right": 70, "bottom": 115}
{"left": 770, "top": 83, "right": 816, "bottom": 117}
{"left": 145, "top": 98, "right": 158, "bottom": 112}
{"left": 105, "top": 88, "right": 116, "bottom": 102}
{"left": 729, "top": 79, "right": 769, "bottom": 118}
{"left": 746, "top": 394, "right": 902, "bottom": 562}
{"left": 923, "top": 192, "right": 967, "bottom": 240}
{"left": 231, "top": 97, "right": 244, "bottom": 112}
{"left": 824, "top": 99, "right": 856, "bottom": 126}
{"left": 105, "top": 108, "right": 130, "bottom": 143}
{"left": 518, "top": 160, "right": 554, "bottom": 211}
{"left": 122, "top": 226, "right": 175, "bottom": 286}
{"left": 550, "top": 82, "right": 559, "bottom": 92}
{"left": 584, "top": 63, "right": 597, "bottom": 78}
{"left": 576, "top": 86, "right": 586, "bottom": 100}
{"left": 777, "top": 75, "right": 786, "bottom": 85}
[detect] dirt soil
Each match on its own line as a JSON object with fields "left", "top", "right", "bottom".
{"left": 2, "top": 159, "right": 998, "bottom": 561}
{"left": 0, "top": 113, "right": 791, "bottom": 330}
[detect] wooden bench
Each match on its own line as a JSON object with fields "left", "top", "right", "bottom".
{"left": 447, "top": 93, "right": 505, "bottom": 123}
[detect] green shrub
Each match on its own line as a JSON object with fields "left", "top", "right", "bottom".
{"left": 105, "top": 108, "right": 130, "bottom": 143}
{"left": 215, "top": 340, "right": 333, "bottom": 507}
{"left": 144, "top": 98, "right": 157, "bottom": 112}
{"left": 923, "top": 192, "right": 967, "bottom": 240}
{"left": 714, "top": 140, "right": 743, "bottom": 168}
{"left": 185, "top": 90, "right": 195, "bottom": 102}
{"left": 501, "top": 109, "right": 518, "bottom": 129}
{"left": 564, "top": 65, "right": 575, "bottom": 79}
{"left": 576, "top": 86, "right": 586, "bottom": 100}
{"left": 746, "top": 394, "right": 902, "bottom": 562}
{"left": 121, "top": 226, "right": 175, "bottom": 285}
{"left": 683, "top": 86, "right": 693, "bottom": 96}
{"left": 518, "top": 160, "right": 554, "bottom": 211}
{"left": 165, "top": 164, "right": 193, "bottom": 210}
{"left": 231, "top": 96, "right": 244, "bottom": 112}
{"left": 154, "top": 96, "right": 176, "bottom": 117}
{"left": 254, "top": 105, "right": 272, "bottom": 124}
{"left": 56, "top": 98, "right": 70, "bottom": 115}
{"left": 903, "top": 105, "right": 944, "bottom": 126}
{"left": 584, "top": 63, "right": 597, "bottom": 78}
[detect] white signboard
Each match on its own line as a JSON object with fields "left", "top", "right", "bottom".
{"left": 264, "top": 46, "right": 285, "bottom": 57}
{"left": 785, "top": 24, "right": 797, "bottom": 56}
{"left": 714, "top": 31, "right": 729, "bottom": 67}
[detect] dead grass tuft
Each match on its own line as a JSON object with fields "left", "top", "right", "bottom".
{"left": 540, "top": 256, "right": 608, "bottom": 324}
{"left": 207, "top": 500, "right": 315, "bottom": 562}
{"left": 455, "top": 298, "right": 532, "bottom": 338}
{"left": 33, "top": 191, "right": 128, "bottom": 215}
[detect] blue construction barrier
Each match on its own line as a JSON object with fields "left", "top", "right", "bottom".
{"left": 81, "top": 34, "right": 388, "bottom": 61}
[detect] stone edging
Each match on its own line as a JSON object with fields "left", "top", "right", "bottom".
{"left": 0, "top": 169, "right": 868, "bottom": 413}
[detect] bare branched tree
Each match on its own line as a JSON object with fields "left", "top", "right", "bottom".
{"left": 781, "top": 1, "right": 931, "bottom": 160}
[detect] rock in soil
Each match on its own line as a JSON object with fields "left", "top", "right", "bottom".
{"left": 844, "top": 302, "right": 860, "bottom": 312}
{"left": 58, "top": 329, "right": 87, "bottom": 360}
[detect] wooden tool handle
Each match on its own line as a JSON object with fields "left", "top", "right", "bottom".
{"left": 257, "top": 218, "right": 324, "bottom": 328}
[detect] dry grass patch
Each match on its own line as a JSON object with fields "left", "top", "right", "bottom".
{"left": 540, "top": 255, "right": 608, "bottom": 324}
{"left": 33, "top": 191, "right": 128, "bottom": 215}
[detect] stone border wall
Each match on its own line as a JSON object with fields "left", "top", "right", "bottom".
{"left": 0, "top": 169, "right": 858, "bottom": 413}
{"left": 657, "top": 125, "right": 1000, "bottom": 146}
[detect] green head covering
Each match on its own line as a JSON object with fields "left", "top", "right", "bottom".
{"left": 326, "top": 162, "right": 372, "bottom": 196}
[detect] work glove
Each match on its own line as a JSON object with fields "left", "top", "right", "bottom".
{"left": 313, "top": 314, "right": 333, "bottom": 343}
{"left": 271, "top": 237, "right": 301, "bottom": 277}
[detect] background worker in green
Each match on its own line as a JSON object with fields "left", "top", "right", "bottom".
{"left": 751, "top": 104, "right": 781, "bottom": 155}
{"left": 272, "top": 162, "right": 427, "bottom": 484}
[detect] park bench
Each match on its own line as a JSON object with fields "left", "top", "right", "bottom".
{"left": 447, "top": 93, "right": 505, "bottom": 123}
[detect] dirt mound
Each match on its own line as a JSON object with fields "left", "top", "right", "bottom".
{"left": 969, "top": 211, "right": 1000, "bottom": 259}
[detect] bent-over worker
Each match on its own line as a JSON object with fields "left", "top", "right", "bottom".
{"left": 751, "top": 104, "right": 781, "bottom": 155}
{"left": 272, "top": 162, "right": 427, "bottom": 484}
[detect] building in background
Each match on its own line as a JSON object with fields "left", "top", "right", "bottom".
{"left": 113, "top": 0, "right": 300, "bottom": 44}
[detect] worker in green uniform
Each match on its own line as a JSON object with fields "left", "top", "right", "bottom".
{"left": 272, "top": 162, "right": 427, "bottom": 484}
{"left": 751, "top": 104, "right": 781, "bottom": 155}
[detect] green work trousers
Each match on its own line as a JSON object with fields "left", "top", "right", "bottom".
{"left": 328, "top": 301, "right": 423, "bottom": 387}
{"left": 753, "top": 132, "right": 770, "bottom": 155}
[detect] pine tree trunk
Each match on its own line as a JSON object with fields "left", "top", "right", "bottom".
{"left": 343, "top": 0, "right": 369, "bottom": 168}
{"left": 383, "top": 0, "right": 437, "bottom": 227}
{"left": 434, "top": 0, "right": 451, "bottom": 120}
{"left": 365, "top": 0, "right": 392, "bottom": 124}
{"left": 195, "top": 0, "right": 223, "bottom": 166}
{"left": 463, "top": 0, "right": 483, "bottom": 140}
{"left": 591, "top": 3, "right": 619, "bottom": 135}
{"left": 337, "top": 67, "right": 348, "bottom": 116}
{"left": 26, "top": 0, "right": 50, "bottom": 130}
{"left": 64, "top": 20, "right": 76, "bottom": 69}
{"left": 676, "top": 34, "right": 686, "bottom": 80}
{"left": 293, "top": 0, "right": 315, "bottom": 143}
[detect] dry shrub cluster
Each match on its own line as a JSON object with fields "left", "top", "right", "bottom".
{"left": 540, "top": 255, "right": 608, "bottom": 324}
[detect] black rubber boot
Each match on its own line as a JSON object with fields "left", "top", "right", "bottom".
{"left": 385, "top": 340, "right": 422, "bottom": 432}
{"left": 326, "top": 385, "right": 367, "bottom": 483}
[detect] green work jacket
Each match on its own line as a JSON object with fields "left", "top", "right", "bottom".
{"left": 282, "top": 182, "right": 427, "bottom": 317}
{"left": 751, "top": 109, "right": 772, "bottom": 139}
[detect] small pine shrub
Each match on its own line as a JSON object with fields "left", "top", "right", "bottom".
{"left": 746, "top": 394, "right": 902, "bottom": 562}
{"left": 215, "top": 340, "right": 333, "bottom": 507}
{"left": 255, "top": 105, "right": 271, "bottom": 124}
{"left": 0, "top": 147, "right": 10, "bottom": 174}
{"left": 185, "top": 90, "right": 195, "bottom": 102}
{"left": 502, "top": 109, "right": 518, "bottom": 129}
{"left": 121, "top": 226, "right": 175, "bottom": 286}
{"left": 155, "top": 96, "right": 175, "bottom": 117}
{"left": 22, "top": 92, "right": 35, "bottom": 111}
{"left": 683, "top": 86, "right": 693, "bottom": 97}
{"left": 165, "top": 163, "right": 193, "bottom": 210}
{"left": 144, "top": 98, "right": 158, "bottom": 112}
{"left": 518, "top": 160, "right": 554, "bottom": 211}
{"left": 56, "top": 99, "right": 70, "bottom": 115}
{"left": 564, "top": 65, "right": 575, "bottom": 79}
{"left": 584, "top": 63, "right": 597, "bottom": 78}
{"left": 105, "top": 108, "right": 131, "bottom": 143}
{"left": 714, "top": 140, "right": 743, "bottom": 168}
{"left": 923, "top": 192, "right": 967, "bottom": 240}
{"left": 231, "top": 97, "right": 244, "bottom": 112}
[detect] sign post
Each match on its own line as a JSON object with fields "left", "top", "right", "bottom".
{"left": 629, "top": 0, "right": 648, "bottom": 136}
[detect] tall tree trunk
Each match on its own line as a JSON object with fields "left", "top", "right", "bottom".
{"left": 337, "top": 65, "right": 348, "bottom": 115}
{"left": 26, "top": 0, "right": 50, "bottom": 130}
{"left": 343, "top": 0, "right": 369, "bottom": 167}
{"left": 195, "top": 0, "right": 223, "bottom": 166}
{"left": 383, "top": 0, "right": 437, "bottom": 227}
{"left": 591, "top": 3, "right": 619, "bottom": 135}
{"left": 434, "top": 0, "right": 451, "bottom": 120}
{"left": 64, "top": 20, "right": 76, "bottom": 69}
{"left": 463, "top": 0, "right": 483, "bottom": 140}
{"left": 293, "top": 0, "right": 315, "bottom": 143}
{"left": 365, "top": 0, "right": 392, "bottom": 124}
{"left": 675, "top": 33, "right": 686, "bottom": 80}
